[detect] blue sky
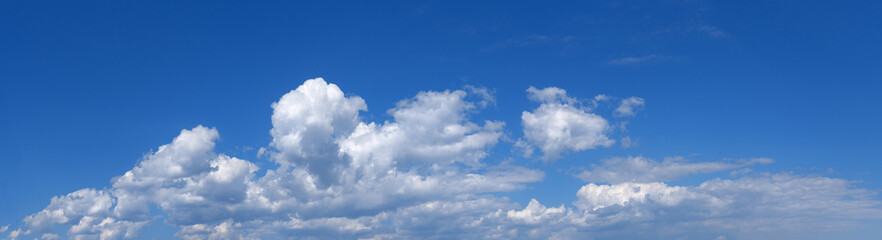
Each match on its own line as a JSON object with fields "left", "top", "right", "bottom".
{"left": 2, "top": 1, "right": 881, "bottom": 239}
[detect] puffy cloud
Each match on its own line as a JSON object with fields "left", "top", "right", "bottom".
{"left": 506, "top": 199, "right": 566, "bottom": 224}
{"left": 268, "top": 78, "right": 367, "bottom": 186}
{"left": 577, "top": 156, "right": 774, "bottom": 183}
{"left": 6, "top": 79, "right": 881, "bottom": 240}
{"left": 19, "top": 188, "right": 148, "bottom": 240}
{"left": 614, "top": 96, "right": 644, "bottom": 117}
{"left": 574, "top": 182, "right": 700, "bottom": 211}
{"left": 254, "top": 83, "right": 540, "bottom": 222}
{"left": 521, "top": 87, "right": 614, "bottom": 161}
{"left": 9, "top": 79, "right": 544, "bottom": 240}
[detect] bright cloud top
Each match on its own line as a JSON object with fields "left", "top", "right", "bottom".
{"left": 520, "top": 86, "right": 615, "bottom": 161}
{"left": 6, "top": 78, "right": 881, "bottom": 240}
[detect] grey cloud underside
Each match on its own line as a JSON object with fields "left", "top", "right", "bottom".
{"left": 8, "top": 79, "right": 882, "bottom": 240}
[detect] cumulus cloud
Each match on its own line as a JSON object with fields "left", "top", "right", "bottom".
{"left": 6, "top": 78, "right": 881, "bottom": 240}
{"left": 8, "top": 78, "right": 544, "bottom": 240}
{"left": 268, "top": 78, "right": 367, "bottom": 186}
{"left": 521, "top": 86, "right": 614, "bottom": 161}
{"left": 577, "top": 156, "right": 773, "bottom": 183}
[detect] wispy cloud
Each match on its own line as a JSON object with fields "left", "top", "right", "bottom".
{"left": 605, "top": 54, "right": 680, "bottom": 65}
{"left": 697, "top": 24, "right": 730, "bottom": 38}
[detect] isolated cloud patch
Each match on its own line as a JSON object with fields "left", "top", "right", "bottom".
{"left": 614, "top": 96, "right": 645, "bottom": 117}
{"left": 520, "top": 86, "right": 615, "bottom": 161}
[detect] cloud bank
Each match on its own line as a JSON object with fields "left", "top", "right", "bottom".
{"left": 6, "top": 78, "right": 881, "bottom": 240}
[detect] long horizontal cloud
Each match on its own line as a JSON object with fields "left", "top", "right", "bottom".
{"left": 577, "top": 156, "right": 774, "bottom": 183}
{"left": 6, "top": 78, "right": 881, "bottom": 240}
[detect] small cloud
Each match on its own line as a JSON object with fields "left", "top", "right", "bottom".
{"left": 606, "top": 55, "right": 658, "bottom": 65}
{"left": 618, "top": 121, "right": 630, "bottom": 132}
{"left": 522, "top": 86, "right": 614, "bottom": 161}
{"left": 41, "top": 233, "right": 60, "bottom": 240}
{"left": 464, "top": 85, "right": 497, "bottom": 108}
{"left": 730, "top": 168, "right": 753, "bottom": 177}
{"left": 0, "top": 225, "right": 7, "bottom": 232}
{"left": 697, "top": 24, "right": 729, "bottom": 38}
{"left": 591, "top": 94, "right": 610, "bottom": 108}
{"left": 605, "top": 55, "right": 681, "bottom": 66}
{"left": 621, "top": 136, "right": 637, "bottom": 148}
{"left": 621, "top": 137, "right": 636, "bottom": 148}
{"left": 257, "top": 147, "right": 268, "bottom": 158}
{"left": 614, "top": 97, "right": 645, "bottom": 117}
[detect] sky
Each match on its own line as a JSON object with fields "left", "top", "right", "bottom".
{"left": 1, "top": 1, "right": 881, "bottom": 239}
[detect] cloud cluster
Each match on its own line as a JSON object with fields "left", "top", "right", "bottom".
{"left": 6, "top": 79, "right": 881, "bottom": 240}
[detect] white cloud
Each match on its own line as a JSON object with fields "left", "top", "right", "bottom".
{"left": 577, "top": 156, "right": 773, "bottom": 183}
{"left": 526, "top": 86, "right": 575, "bottom": 104}
{"left": 0, "top": 225, "right": 6, "bottom": 232}
{"left": 496, "top": 173, "right": 882, "bottom": 239}
{"left": 268, "top": 78, "right": 367, "bottom": 186}
{"left": 464, "top": 85, "right": 496, "bottom": 108}
{"left": 9, "top": 79, "right": 544, "bottom": 240}
{"left": 176, "top": 219, "right": 255, "bottom": 240}
{"left": 522, "top": 86, "right": 614, "bottom": 161}
{"left": 574, "top": 182, "right": 700, "bottom": 211}
{"left": 6, "top": 79, "right": 881, "bottom": 240}
{"left": 507, "top": 199, "right": 566, "bottom": 224}
{"left": 39, "top": 233, "right": 59, "bottom": 240}
{"left": 614, "top": 96, "right": 645, "bottom": 117}
{"left": 7, "top": 228, "right": 28, "bottom": 240}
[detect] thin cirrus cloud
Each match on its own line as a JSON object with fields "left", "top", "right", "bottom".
{"left": 605, "top": 55, "right": 682, "bottom": 66}
{"left": 6, "top": 78, "right": 882, "bottom": 240}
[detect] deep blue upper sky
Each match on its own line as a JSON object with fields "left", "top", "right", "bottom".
{"left": 2, "top": 1, "right": 881, "bottom": 239}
